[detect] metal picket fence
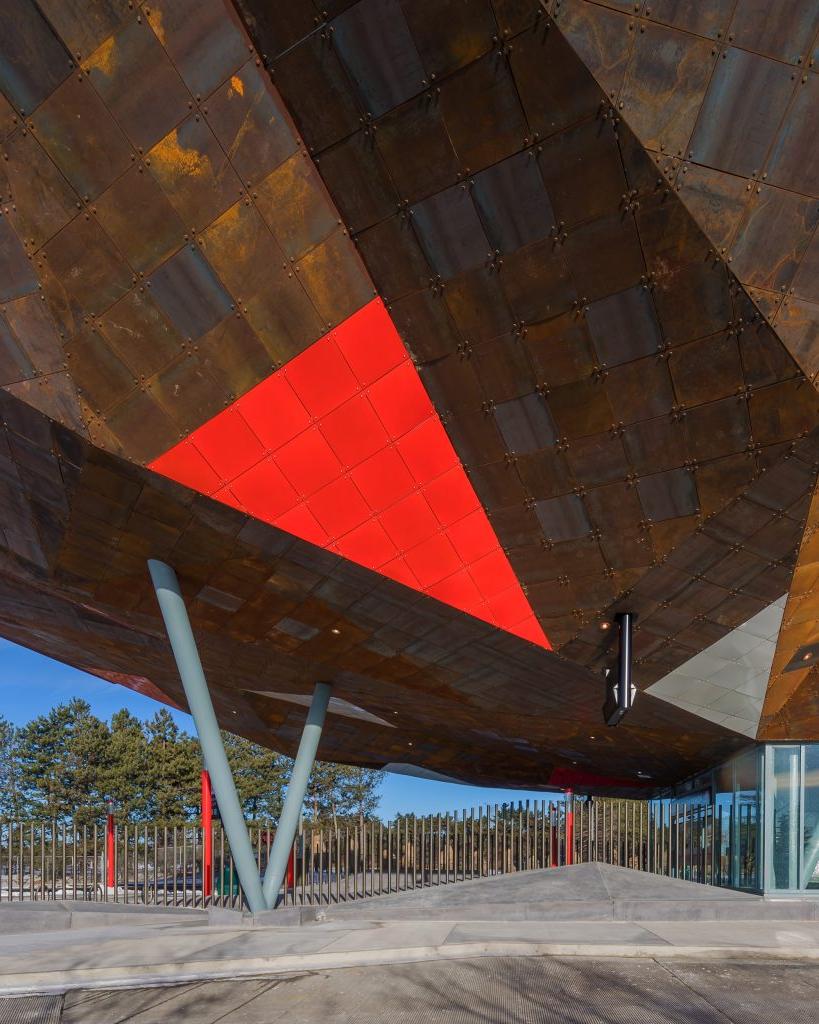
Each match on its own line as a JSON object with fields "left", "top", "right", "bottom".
{"left": 0, "top": 796, "right": 753, "bottom": 908}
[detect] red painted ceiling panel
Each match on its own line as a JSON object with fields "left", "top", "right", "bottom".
{"left": 150, "top": 298, "right": 549, "bottom": 649}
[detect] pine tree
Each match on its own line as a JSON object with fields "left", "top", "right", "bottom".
{"left": 0, "top": 716, "right": 21, "bottom": 818}
{"left": 103, "top": 709, "right": 150, "bottom": 820}
{"left": 145, "top": 710, "right": 200, "bottom": 824}
{"left": 14, "top": 699, "right": 107, "bottom": 820}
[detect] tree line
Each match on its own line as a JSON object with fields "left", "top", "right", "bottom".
{"left": 0, "top": 699, "right": 383, "bottom": 827}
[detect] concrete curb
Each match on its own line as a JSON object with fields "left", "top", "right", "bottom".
{"left": 5, "top": 940, "right": 819, "bottom": 996}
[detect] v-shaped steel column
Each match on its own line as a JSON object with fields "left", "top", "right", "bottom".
{"left": 262, "top": 681, "right": 331, "bottom": 908}
{"left": 148, "top": 559, "right": 266, "bottom": 913}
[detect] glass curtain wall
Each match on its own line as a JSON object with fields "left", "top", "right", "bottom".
{"left": 764, "top": 743, "right": 819, "bottom": 892}
{"left": 659, "top": 746, "right": 762, "bottom": 891}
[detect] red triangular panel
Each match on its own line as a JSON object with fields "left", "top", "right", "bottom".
{"left": 150, "top": 299, "right": 549, "bottom": 649}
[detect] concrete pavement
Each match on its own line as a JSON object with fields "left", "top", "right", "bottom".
{"left": 7, "top": 957, "right": 819, "bottom": 1024}
{"left": 2, "top": 866, "right": 819, "bottom": 995}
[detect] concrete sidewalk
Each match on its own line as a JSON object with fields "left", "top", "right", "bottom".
{"left": 3, "top": 865, "right": 819, "bottom": 995}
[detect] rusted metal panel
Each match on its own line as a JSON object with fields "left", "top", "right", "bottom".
{"left": 652, "top": 261, "right": 733, "bottom": 345}
{"left": 411, "top": 183, "right": 489, "bottom": 278}
{"left": 271, "top": 31, "right": 363, "bottom": 153}
{"left": 375, "top": 95, "right": 460, "bottom": 203}
{"left": 294, "top": 226, "right": 373, "bottom": 327}
{"left": 333, "top": 0, "right": 425, "bottom": 118}
{"left": 94, "top": 164, "right": 186, "bottom": 274}
{"left": 647, "top": 0, "right": 734, "bottom": 38}
{"left": 354, "top": 219, "right": 431, "bottom": 301}
{"left": 750, "top": 378, "right": 819, "bottom": 444}
{"left": 792, "top": 230, "right": 819, "bottom": 304}
{"left": 315, "top": 131, "right": 398, "bottom": 235}
{"left": 31, "top": 73, "right": 134, "bottom": 201}
{"left": 198, "top": 313, "right": 274, "bottom": 401}
{"left": 205, "top": 61, "right": 299, "bottom": 186}
{"left": 636, "top": 468, "right": 698, "bottom": 522}
{"left": 685, "top": 396, "right": 751, "bottom": 461}
{"left": 440, "top": 51, "right": 528, "bottom": 172}
{"left": 0, "top": 130, "right": 80, "bottom": 249}
{"left": 729, "top": 0, "right": 819, "bottom": 64}
{"left": 770, "top": 298, "right": 819, "bottom": 381}
{"left": 471, "top": 330, "right": 532, "bottom": 398}
{"left": 0, "top": 214, "right": 38, "bottom": 300}
{"left": 552, "top": 0, "right": 631, "bottom": 101}
{"left": 0, "top": 311, "right": 34, "bottom": 383}
{"left": 147, "top": 244, "right": 233, "bottom": 340}
{"left": 669, "top": 334, "right": 744, "bottom": 406}
{"left": 732, "top": 186, "right": 819, "bottom": 294}
{"left": 538, "top": 117, "right": 627, "bottom": 227}
{"left": 562, "top": 213, "right": 645, "bottom": 302}
{"left": 0, "top": 0, "right": 73, "bottom": 113}
{"left": 254, "top": 150, "right": 338, "bottom": 261}
{"left": 510, "top": 20, "right": 601, "bottom": 139}
{"left": 619, "top": 24, "right": 716, "bottom": 157}
{"left": 147, "top": 0, "right": 249, "bottom": 99}
{"left": 241, "top": 263, "right": 325, "bottom": 364}
{"left": 64, "top": 326, "right": 136, "bottom": 415}
{"left": 444, "top": 269, "right": 513, "bottom": 344}
{"left": 4, "top": 372, "right": 86, "bottom": 436}
{"left": 493, "top": 394, "right": 557, "bottom": 454}
{"left": 585, "top": 286, "right": 661, "bottom": 367}
{"left": 762, "top": 73, "right": 819, "bottom": 197}
{"left": 82, "top": 17, "right": 191, "bottom": 153}
{"left": 147, "top": 114, "right": 243, "bottom": 230}
{"left": 689, "top": 47, "right": 795, "bottom": 179}
{"left": 501, "top": 237, "right": 576, "bottom": 323}
{"left": 677, "top": 165, "right": 750, "bottom": 253}
{"left": 3, "top": 293, "right": 65, "bottom": 374}
{"left": 44, "top": 213, "right": 132, "bottom": 314}
{"left": 406, "top": 0, "right": 495, "bottom": 78}
{"left": 150, "top": 350, "right": 231, "bottom": 435}
{"left": 565, "top": 430, "right": 630, "bottom": 488}
{"left": 472, "top": 151, "right": 555, "bottom": 254}
{"left": 199, "top": 199, "right": 283, "bottom": 299}
{"left": 97, "top": 288, "right": 186, "bottom": 380}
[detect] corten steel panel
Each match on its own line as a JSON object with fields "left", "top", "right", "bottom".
{"left": 0, "top": 130, "right": 80, "bottom": 250}
{"left": 0, "top": 0, "right": 73, "bottom": 114}
{"left": 761, "top": 476, "right": 819, "bottom": 740}
{"left": 0, "top": 0, "right": 368, "bottom": 468}
{"left": 544, "top": 0, "right": 819, "bottom": 422}
{"left": 82, "top": 17, "right": 191, "bottom": 153}
{"left": 31, "top": 73, "right": 134, "bottom": 202}
{"left": 0, "top": 385, "right": 752, "bottom": 792}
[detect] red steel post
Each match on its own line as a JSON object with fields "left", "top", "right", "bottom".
{"left": 201, "top": 769, "right": 213, "bottom": 899}
{"left": 565, "top": 790, "right": 574, "bottom": 866}
{"left": 106, "top": 812, "right": 115, "bottom": 889}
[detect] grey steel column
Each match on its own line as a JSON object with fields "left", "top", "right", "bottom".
{"left": 147, "top": 559, "right": 266, "bottom": 914}
{"left": 262, "top": 682, "right": 331, "bottom": 908}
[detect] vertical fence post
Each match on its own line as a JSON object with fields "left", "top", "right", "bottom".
{"left": 106, "top": 808, "right": 115, "bottom": 892}
{"left": 201, "top": 770, "right": 212, "bottom": 902}
{"left": 565, "top": 791, "right": 574, "bottom": 866}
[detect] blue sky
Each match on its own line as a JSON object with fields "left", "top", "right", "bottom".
{"left": 0, "top": 638, "right": 552, "bottom": 819}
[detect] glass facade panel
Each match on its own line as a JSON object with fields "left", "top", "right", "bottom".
{"left": 802, "top": 746, "right": 819, "bottom": 889}
{"left": 714, "top": 760, "right": 733, "bottom": 888}
{"left": 767, "top": 745, "right": 801, "bottom": 890}
{"left": 735, "top": 748, "right": 760, "bottom": 890}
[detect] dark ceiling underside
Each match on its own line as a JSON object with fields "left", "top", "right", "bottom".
{"left": 1, "top": 0, "right": 819, "bottom": 789}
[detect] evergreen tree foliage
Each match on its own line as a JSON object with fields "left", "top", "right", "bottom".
{"left": 1, "top": 701, "right": 385, "bottom": 827}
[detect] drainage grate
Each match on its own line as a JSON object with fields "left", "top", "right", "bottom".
{"left": 0, "top": 997, "right": 61, "bottom": 1024}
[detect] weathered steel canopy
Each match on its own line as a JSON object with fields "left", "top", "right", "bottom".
{"left": 1, "top": 0, "right": 818, "bottom": 790}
